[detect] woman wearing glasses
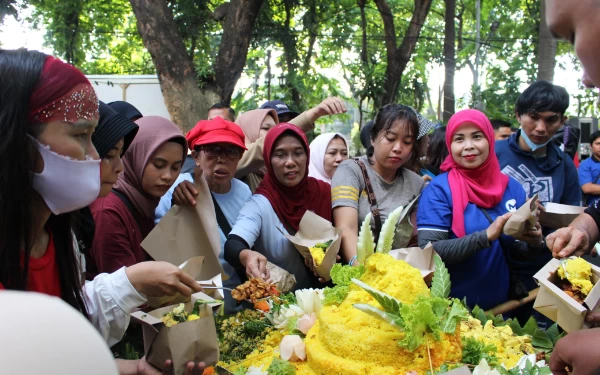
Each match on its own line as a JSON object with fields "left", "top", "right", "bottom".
{"left": 155, "top": 117, "right": 251, "bottom": 312}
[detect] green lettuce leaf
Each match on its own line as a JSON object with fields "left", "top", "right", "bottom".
{"left": 461, "top": 337, "right": 498, "bottom": 366}
{"left": 440, "top": 299, "right": 470, "bottom": 333}
{"left": 398, "top": 295, "right": 442, "bottom": 351}
{"left": 267, "top": 358, "right": 296, "bottom": 375}
{"left": 323, "top": 285, "right": 349, "bottom": 306}
{"left": 330, "top": 264, "right": 365, "bottom": 287}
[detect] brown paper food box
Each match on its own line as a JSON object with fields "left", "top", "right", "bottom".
{"left": 533, "top": 258, "right": 600, "bottom": 333}
{"left": 283, "top": 210, "right": 342, "bottom": 282}
{"left": 389, "top": 242, "right": 436, "bottom": 285}
{"left": 131, "top": 292, "right": 220, "bottom": 375}
{"left": 503, "top": 194, "right": 538, "bottom": 237}
{"left": 539, "top": 203, "right": 586, "bottom": 229}
{"left": 146, "top": 256, "right": 212, "bottom": 309}
{"left": 141, "top": 170, "right": 225, "bottom": 282}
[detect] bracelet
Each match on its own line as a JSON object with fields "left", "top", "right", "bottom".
{"left": 348, "top": 255, "right": 358, "bottom": 266}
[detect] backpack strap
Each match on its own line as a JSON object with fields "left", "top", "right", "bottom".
{"left": 353, "top": 158, "right": 382, "bottom": 241}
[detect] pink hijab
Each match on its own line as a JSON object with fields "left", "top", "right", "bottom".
{"left": 235, "top": 109, "right": 279, "bottom": 143}
{"left": 440, "top": 109, "right": 509, "bottom": 238}
{"left": 114, "top": 116, "right": 186, "bottom": 220}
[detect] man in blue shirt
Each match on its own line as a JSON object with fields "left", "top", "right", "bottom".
{"left": 579, "top": 131, "right": 600, "bottom": 207}
{"left": 496, "top": 81, "right": 580, "bottom": 207}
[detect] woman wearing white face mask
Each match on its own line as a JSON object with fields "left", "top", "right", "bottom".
{"left": 0, "top": 50, "right": 204, "bottom": 375}
{"left": 308, "top": 133, "right": 349, "bottom": 184}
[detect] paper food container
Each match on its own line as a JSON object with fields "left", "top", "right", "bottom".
{"left": 146, "top": 256, "right": 208, "bottom": 309}
{"left": 389, "top": 242, "right": 436, "bottom": 284}
{"left": 131, "top": 292, "right": 221, "bottom": 375}
{"left": 533, "top": 258, "right": 600, "bottom": 333}
{"left": 283, "top": 211, "right": 342, "bottom": 282}
{"left": 503, "top": 194, "right": 538, "bottom": 237}
{"left": 198, "top": 273, "right": 225, "bottom": 301}
{"left": 540, "top": 203, "right": 585, "bottom": 229}
{"left": 142, "top": 170, "right": 225, "bottom": 281}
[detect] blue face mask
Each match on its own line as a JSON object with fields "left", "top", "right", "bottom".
{"left": 520, "top": 128, "right": 550, "bottom": 152}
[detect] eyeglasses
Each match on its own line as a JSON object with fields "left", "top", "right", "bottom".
{"left": 200, "top": 145, "right": 243, "bottom": 159}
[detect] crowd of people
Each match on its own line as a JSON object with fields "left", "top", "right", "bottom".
{"left": 2, "top": 0, "right": 600, "bottom": 373}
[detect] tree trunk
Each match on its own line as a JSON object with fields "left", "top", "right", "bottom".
{"left": 373, "top": 0, "right": 433, "bottom": 106}
{"left": 536, "top": 0, "right": 557, "bottom": 82}
{"left": 358, "top": 0, "right": 369, "bottom": 66}
{"left": 443, "top": 0, "right": 456, "bottom": 123}
{"left": 214, "top": 0, "right": 265, "bottom": 103}
{"left": 130, "top": 0, "right": 219, "bottom": 132}
{"left": 280, "top": 0, "right": 302, "bottom": 109}
{"left": 302, "top": 0, "right": 319, "bottom": 73}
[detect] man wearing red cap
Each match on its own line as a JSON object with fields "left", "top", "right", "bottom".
{"left": 154, "top": 117, "right": 251, "bottom": 313}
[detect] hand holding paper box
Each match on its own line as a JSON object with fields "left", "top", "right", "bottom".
{"left": 503, "top": 194, "right": 539, "bottom": 238}
{"left": 533, "top": 258, "right": 600, "bottom": 333}
{"left": 283, "top": 211, "right": 342, "bottom": 282}
{"left": 145, "top": 257, "right": 225, "bottom": 309}
{"left": 132, "top": 292, "right": 221, "bottom": 375}
{"left": 142, "top": 170, "right": 225, "bottom": 282}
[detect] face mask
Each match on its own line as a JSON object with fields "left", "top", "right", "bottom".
{"left": 31, "top": 137, "right": 101, "bottom": 215}
{"left": 520, "top": 128, "right": 550, "bottom": 152}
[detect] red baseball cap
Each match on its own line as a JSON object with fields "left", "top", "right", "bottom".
{"left": 186, "top": 116, "right": 247, "bottom": 151}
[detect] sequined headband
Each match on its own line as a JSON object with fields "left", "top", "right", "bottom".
{"left": 28, "top": 84, "right": 99, "bottom": 124}
{"left": 28, "top": 56, "right": 99, "bottom": 125}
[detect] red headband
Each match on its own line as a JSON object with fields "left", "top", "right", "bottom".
{"left": 28, "top": 56, "right": 99, "bottom": 125}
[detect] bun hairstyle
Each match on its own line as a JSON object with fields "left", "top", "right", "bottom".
{"left": 366, "top": 104, "right": 421, "bottom": 167}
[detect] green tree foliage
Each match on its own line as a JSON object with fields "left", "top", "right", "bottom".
{"left": 18, "top": 0, "right": 587, "bottom": 125}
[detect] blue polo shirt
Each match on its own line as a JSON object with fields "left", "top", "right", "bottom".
{"left": 417, "top": 173, "right": 527, "bottom": 310}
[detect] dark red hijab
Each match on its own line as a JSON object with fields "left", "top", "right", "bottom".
{"left": 255, "top": 123, "right": 332, "bottom": 232}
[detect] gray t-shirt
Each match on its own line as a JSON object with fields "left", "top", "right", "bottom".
{"left": 332, "top": 156, "right": 424, "bottom": 248}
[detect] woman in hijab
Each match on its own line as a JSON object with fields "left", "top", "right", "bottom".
{"left": 225, "top": 123, "right": 332, "bottom": 290}
{"left": 234, "top": 108, "right": 279, "bottom": 192}
{"left": 308, "top": 133, "right": 349, "bottom": 184}
{"left": 0, "top": 49, "right": 203, "bottom": 374}
{"left": 76, "top": 101, "right": 138, "bottom": 266}
{"left": 88, "top": 116, "right": 187, "bottom": 275}
{"left": 417, "top": 109, "right": 545, "bottom": 310}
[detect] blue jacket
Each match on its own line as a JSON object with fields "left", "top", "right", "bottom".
{"left": 496, "top": 130, "right": 581, "bottom": 206}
